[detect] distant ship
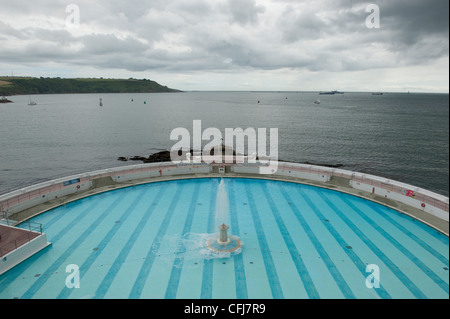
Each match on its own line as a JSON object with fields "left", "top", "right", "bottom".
{"left": 372, "top": 92, "right": 383, "bottom": 95}
{"left": 319, "top": 90, "right": 344, "bottom": 95}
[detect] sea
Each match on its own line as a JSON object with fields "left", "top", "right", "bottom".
{"left": 0, "top": 91, "right": 448, "bottom": 197}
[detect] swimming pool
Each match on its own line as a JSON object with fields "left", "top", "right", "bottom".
{"left": 0, "top": 178, "right": 448, "bottom": 299}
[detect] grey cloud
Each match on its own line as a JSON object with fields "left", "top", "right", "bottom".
{"left": 0, "top": 0, "right": 447, "bottom": 78}
{"left": 379, "top": 0, "right": 449, "bottom": 60}
{"left": 225, "top": 0, "right": 266, "bottom": 25}
{"left": 0, "top": 21, "right": 31, "bottom": 40}
{"left": 80, "top": 33, "right": 148, "bottom": 55}
{"left": 380, "top": 0, "right": 448, "bottom": 37}
{"left": 274, "top": 0, "right": 448, "bottom": 69}
{"left": 167, "top": 0, "right": 214, "bottom": 21}
{"left": 276, "top": 5, "right": 332, "bottom": 42}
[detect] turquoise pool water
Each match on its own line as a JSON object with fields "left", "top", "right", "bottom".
{"left": 0, "top": 178, "right": 448, "bottom": 299}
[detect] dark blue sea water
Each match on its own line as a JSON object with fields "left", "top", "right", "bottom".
{"left": 0, "top": 92, "right": 448, "bottom": 196}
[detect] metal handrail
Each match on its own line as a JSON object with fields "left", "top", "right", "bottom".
{"left": 0, "top": 221, "right": 43, "bottom": 257}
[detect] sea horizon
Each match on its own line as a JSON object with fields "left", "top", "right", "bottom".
{"left": 1, "top": 91, "right": 448, "bottom": 197}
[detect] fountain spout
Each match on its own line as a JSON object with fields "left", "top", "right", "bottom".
{"left": 218, "top": 224, "right": 230, "bottom": 245}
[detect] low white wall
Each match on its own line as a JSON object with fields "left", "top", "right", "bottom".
{"left": 0, "top": 233, "right": 50, "bottom": 275}
{"left": 114, "top": 163, "right": 211, "bottom": 182}
{"left": 232, "top": 163, "right": 331, "bottom": 183}
{"left": 233, "top": 162, "right": 449, "bottom": 223}
{"left": 0, "top": 161, "right": 448, "bottom": 225}
{"left": 0, "top": 176, "right": 92, "bottom": 215}
{"left": 348, "top": 174, "right": 449, "bottom": 222}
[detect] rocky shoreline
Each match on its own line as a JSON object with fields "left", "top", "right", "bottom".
{"left": 118, "top": 150, "right": 344, "bottom": 168}
{"left": 118, "top": 150, "right": 172, "bottom": 163}
{"left": 0, "top": 96, "right": 13, "bottom": 103}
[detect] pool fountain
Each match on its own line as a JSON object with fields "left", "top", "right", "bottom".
{"left": 206, "top": 179, "right": 242, "bottom": 254}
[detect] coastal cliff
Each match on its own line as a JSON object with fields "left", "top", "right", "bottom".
{"left": 0, "top": 76, "right": 181, "bottom": 96}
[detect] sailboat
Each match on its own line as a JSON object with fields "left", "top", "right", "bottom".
{"left": 28, "top": 96, "right": 37, "bottom": 105}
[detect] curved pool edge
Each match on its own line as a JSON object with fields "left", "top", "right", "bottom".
{"left": 1, "top": 176, "right": 448, "bottom": 299}
{"left": 1, "top": 161, "right": 448, "bottom": 237}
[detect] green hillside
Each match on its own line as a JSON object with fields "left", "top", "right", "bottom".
{"left": 0, "top": 77, "right": 181, "bottom": 95}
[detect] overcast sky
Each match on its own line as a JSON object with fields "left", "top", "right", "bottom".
{"left": 0, "top": 0, "right": 448, "bottom": 92}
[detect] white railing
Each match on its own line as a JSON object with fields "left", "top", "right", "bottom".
{"left": 0, "top": 161, "right": 448, "bottom": 225}
{"left": 272, "top": 162, "right": 448, "bottom": 222}
{"left": 0, "top": 222, "right": 43, "bottom": 257}
{"left": 0, "top": 162, "right": 206, "bottom": 218}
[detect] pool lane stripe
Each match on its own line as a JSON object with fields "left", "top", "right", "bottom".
{"left": 368, "top": 204, "right": 449, "bottom": 264}
{"left": 0, "top": 199, "right": 101, "bottom": 292}
{"left": 21, "top": 193, "right": 127, "bottom": 299}
{"left": 279, "top": 185, "right": 355, "bottom": 299}
{"left": 261, "top": 183, "right": 320, "bottom": 298}
{"left": 340, "top": 196, "right": 448, "bottom": 294}
{"left": 129, "top": 183, "right": 185, "bottom": 299}
{"left": 296, "top": 187, "right": 391, "bottom": 299}
{"left": 57, "top": 188, "right": 148, "bottom": 298}
{"left": 317, "top": 190, "right": 427, "bottom": 299}
{"left": 93, "top": 185, "right": 167, "bottom": 298}
{"left": 28, "top": 199, "right": 84, "bottom": 231}
{"left": 200, "top": 179, "right": 218, "bottom": 299}
{"left": 228, "top": 179, "right": 248, "bottom": 299}
{"left": 43, "top": 200, "right": 103, "bottom": 244}
{"left": 246, "top": 182, "right": 284, "bottom": 299}
{"left": 165, "top": 182, "right": 201, "bottom": 299}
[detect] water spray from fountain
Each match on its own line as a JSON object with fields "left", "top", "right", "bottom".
{"left": 215, "top": 178, "right": 229, "bottom": 230}
{"left": 174, "top": 179, "right": 243, "bottom": 262}
{"left": 206, "top": 179, "right": 242, "bottom": 254}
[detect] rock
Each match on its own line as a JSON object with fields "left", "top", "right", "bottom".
{"left": 302, "top": 161, "right": 343, "bottom": 168}
{"left": 143, "top": 150, "right": 171, "bottom": 163}
{"left": 0, "top": 96, "right": 13, "bottom": 103}
{"left": 129, "top": 156, "right": 148, "bottom": 161}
